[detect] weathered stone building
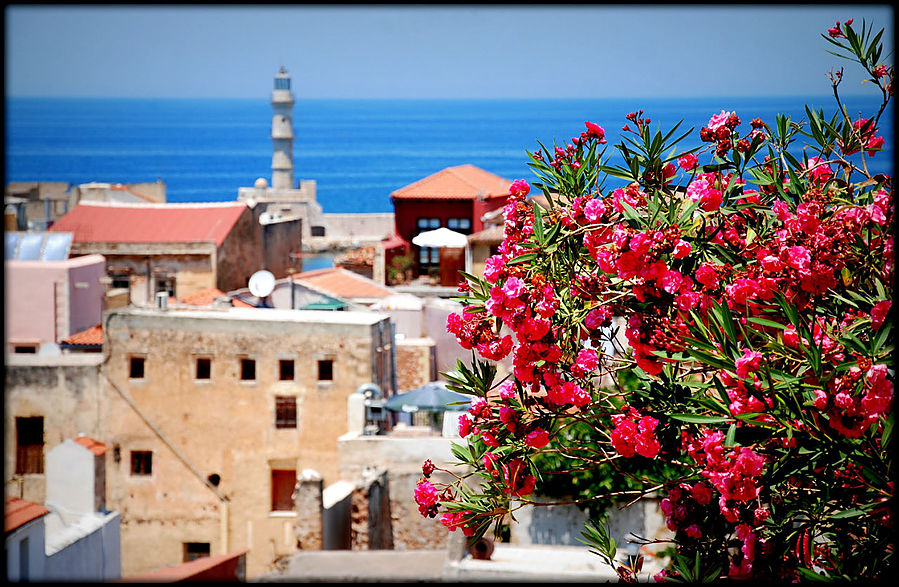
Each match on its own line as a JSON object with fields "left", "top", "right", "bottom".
{"left": 47, "top": 200, "right": 302, "bottom": 304}
{"left": 5, "top": 305, "right": 396, "bottom": 579}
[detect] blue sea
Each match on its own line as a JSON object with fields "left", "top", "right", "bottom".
{"left": 5, "top": 95, "right": 893, "bottom": 214}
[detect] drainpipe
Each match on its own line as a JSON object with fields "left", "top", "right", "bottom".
{"left": 144, "top": 256, "right": 152, "bottom": 305}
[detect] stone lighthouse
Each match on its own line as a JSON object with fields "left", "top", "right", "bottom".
{"left": 271, "top": 66, "right": 295, "bottom": 190}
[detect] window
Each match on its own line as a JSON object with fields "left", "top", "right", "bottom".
{"left": 15, "top": 417, "right": 43, "bottom": 475}
{"left": 417, "top": 217, "right": 440, "bottom": 231}
{"left": 447, "top": 217, "right": 472, "bottom": 234}
{"left": 271, "top": 469, "right": 296, "bottom": 511}
{"left": 110, "top": 274, "right": 130, "bottom": 289}
{"left": 130, "top": 451, "right": 153, "bottom": 476}
{"left": 310, "top": 226, "right": 326, "bottom": 237}
{"left": 195, "top": 357, "right": 211, "bottom": 380}
{"left": 275, "top": 396, "right": 297, "bottom": 429}
{"left": 240, "top": 357, "right": 256, "bottom": 381}
{"left": 183, "top": 542, "right": 210, "bottom": 562}
{"left": 317, "top": 359, "right": 334, "bottom": 381}
{"left": 129, "top": 356, "right": 145, "bottom": 379}
{"left": 279, "top": 359, "right": 294, "bottom": 381}
{"left": 416, "top": 218, "right": 442, "bottom": 273}
{"left": 13, "top": 344, "right": 37, "bottom": 354}
{"left": 155, "top": 275, "right": 175, "bottom": 297}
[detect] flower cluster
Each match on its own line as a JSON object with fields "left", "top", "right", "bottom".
{"left": 418, "top": 17, "right": 892, "bottom": 583}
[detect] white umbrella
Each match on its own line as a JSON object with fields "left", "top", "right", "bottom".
{"left": 412, "top": 227, "right": 468, "bottom": 248}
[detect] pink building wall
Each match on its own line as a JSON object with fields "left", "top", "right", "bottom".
{"left": 5, "top": 254, "right": 106, "bottom": 351}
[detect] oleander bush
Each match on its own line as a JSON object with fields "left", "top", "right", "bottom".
{"left": 415, "top": 18, "right": 893, "bottom": 582}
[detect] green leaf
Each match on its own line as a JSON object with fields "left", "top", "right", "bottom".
{"left": 670, "top": 414, "right": 734, "bottom": 424}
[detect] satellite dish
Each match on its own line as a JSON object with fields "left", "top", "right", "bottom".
{"left": 248, "top": 270, "right": 275, "bottom": 298}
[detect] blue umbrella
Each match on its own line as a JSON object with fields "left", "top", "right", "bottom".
{"left": 384, "top": 381, "right": 472, "bottom": 413}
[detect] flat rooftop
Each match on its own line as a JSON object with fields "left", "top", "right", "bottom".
{"left": 108, "top": 306, "right": 391, "bottom": 326}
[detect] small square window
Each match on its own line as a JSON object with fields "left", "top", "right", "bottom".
{"left": 275, "top": 396, "right": 297, "bottom": 429}
{"left": 240, "top": 358, "right": 256, "bottom": 381}
{"left": 279, "top": 359, "right": 295, "bottom": 381}
{"left": 129, "top": 356, "right": 145, "bottom": 379}
{"left": 183, "top": 542, "right": 210, "bottom": 563}
{"left": 195, "top": 357, "right": 211, "bottom": 380}
{"left": 317, "top": 359, "right": 333, "bottom": 381}
{"left": 130, "top": 451, "right": 152, "bottom": 476}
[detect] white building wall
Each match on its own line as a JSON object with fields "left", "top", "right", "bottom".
{"left": 45, "top": 439, "right": 95, "bottom": 517}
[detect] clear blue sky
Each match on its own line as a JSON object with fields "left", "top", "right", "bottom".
{"left": 5, "top": 4, "right": 894, "bottom": 99}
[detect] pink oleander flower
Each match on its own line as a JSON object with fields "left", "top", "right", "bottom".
{"left": 695, "top": 263, "right": 720, "bottom": 289}
{"left": 692, "top": 482, "right": 714, "bottom": 505}
{"left": 735, "top": 348, "right": 763, "bottom": 379}
{"left": 707, "top": 110, "right": 733, "bottom": 132}
{"left": 672, "top": 239, "right": 692, "bottom": 259}
{"left": 498, "top": 380, "right": 516, "bottom": 400}
{"left": 440, "top": 511, "right": 475, "bottom": 536}
{"left": 414, "top": 480, "right": 440, "bottom": 517}
{"left": 509, "top": 179, "right": 530, "bottom": 198}
{"left": 685, "top": 524, "right": 702, "bottom": 539}
{"left": 871, "top": 300, "right": 891, "bottom": 330}
{"left": 585, "top": 305, "right": 613, "bottom": 329}
{"left": 483, "top": 255, "right": 505, "bottom": 283}
{"left": 525, "top": 427, "right": 550, "bottom": 449}
{"left": 874, "top": 64, "right": 889, "bottom": 78}
{"left": 678, "top": 153, "right": 698, "bottom": 171}
{"left": 574, "top": 348, "right": 599, "bottom": 373}
{"left": 583, "top": 197, "right": 604, "bottom": 222}
{"left": 828, "top": 21, "right": 846, "bottom": 38}
{"left": 584, "top": 121, "right": 606, "bottom": 143}
{"left": 804, "top": 156, "right": 833, "bottom": 183}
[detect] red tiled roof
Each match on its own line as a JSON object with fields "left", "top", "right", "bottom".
{"left": 390, "top": 164, "right": 512, "bottom": 200}
{"left": 467, "top": 225, "right": 505, "bottom": 244}
{"left": 5, "top": 497, "right": 49, "bottom": 533}
{"left": 295, "top": 267, "right": 394, "bottom": 299}
{"left": 179, "top": 287, "right": 255, "bottom": 308}
{"left": 49, "top": 201, "right": 248, "bottom": 247}
{"left": 74, "top": 436, "right": 109, "bottom": 456}
{"left": 60, "top": 324, "right": 103, "bottom": 347}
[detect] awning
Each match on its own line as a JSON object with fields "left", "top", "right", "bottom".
{"left": 412, "top": 227, "right": 468, "bottom": 248}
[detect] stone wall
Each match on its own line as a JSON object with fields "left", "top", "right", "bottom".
{"left": 217, "top": 207, "right": 264, "bottom": 292}
{"left": 394, "top": 338, "right": 435, "bottom": 393}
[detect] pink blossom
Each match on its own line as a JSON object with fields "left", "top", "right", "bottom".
{"left": 871, "top": 300, "right": 891, "bottom": 329}
{"left": 575, "top": 348, "right": 599, "bottom": 373}
{"left": 498, "top": 380, "right": 516, "bottom": 400}
{"left": 685, "top": 525, "right": 702, "bottom": 539}
{"left": 525, "top": 428, "right": 550, "bottom": 449}
{"left": 509, "top": 179, "right": 530, "bottom": 198}
{"left": 584, "top": 198, "right": 604, "bottom": 222}
{"left": 672, "top": 239, "right": 692, "bottom": 259}
{"left": 414, "top": 480, "right": 440, "bottom": 517}
{"left": 584, "top": 121, "right": 606, "bottom": 143}
{"left": 707, "top": 110, "right": 734, "bottom": 132}
{"left": 874, "top": 64, "right": 889, "bottom": 78}
{"left": 735, "top": 348, "right": 763, "bottom": 379}
{"left": 695, "top": 263, "right": 720, "bottom": 289}
{"left": 691, "top": 482, "right": 714, "bottom": 505}
{"left": 483, "top": 255, "right": 505, "bottom": 283}
{"left": 678, "top": 153, "right": 698, "bottom": 171}
{"left": 585, "top": 306, "right": 612, "bottom": 330}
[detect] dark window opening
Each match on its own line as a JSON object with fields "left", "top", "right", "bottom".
{"left": 155, "top": 276, "right": 175, "bottom": 297}
{"left": 207, "top": 473, "right": 221, "bottom": 487}
{"left": 279, "top": 359, "right": 295, "bottom": 381}
{"left": 195, "top": 357, "right": 211, "bottom": 380}
{"left": 271, "top": 469, "right": 296, "bottom": 511}
{"left": 130, "top": 451, "right": 153, "bottom": 476}
{"left": 13, "top": 345, "right": 37, "bottom": 354}
{"left": 183, "top": 542, "right": 211, "bottom": 563}
{"left": 310, "top": 226, "right": 326, "bottom": 237}
{"left": 129, "top": 356, "right": 145, "bottom": 379}
{"left": 240, "top": 358, "right": 256, "bottom": 381}
{"left": 110, "top": 274, "right": 130, "bottom": 289}
{"left": 317, "top": 359, "right": 334, "bottom": 381}
{"left": 15, "top": 417, "right": 44, "bottom": 475}
{"left": 275, "top": 396, "right": 297, "bottom": 429}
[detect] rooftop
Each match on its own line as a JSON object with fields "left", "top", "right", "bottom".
{"left": 110, "top": 306, "right": 391, "bottom": 326}
{"left": 294, "top": 267, "right": 394, "bottom": 300}
{"left": 49, "top": 201, "right": 248, "bottom": 246}
{"left": 73, "top": 435, "right": 109, "bottom": 456}
{"left": 390, "top": 164, "right": 512, "bottom": 201}
{"left": 179, "top": 287, "right": 256, "bottom": 308}
{"left": 5, "top": 497, "right": 50, "bottom": 533}
{"left": 60, "top": 323, "right": 103, "bottom": 347}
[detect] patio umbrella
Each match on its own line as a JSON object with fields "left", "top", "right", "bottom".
{"left": 411, "top": 227, "right": 468, "bottom": 249}
{"left": 384, "top": 381, "right": 472, "bottom": 413}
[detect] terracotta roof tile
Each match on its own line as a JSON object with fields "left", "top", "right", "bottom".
{"left": 5, "top": 497, "right": 49, "bottom": 533}
{"left": 60, "top": 324, "right": 103, "bottom": 347}
{"left": 179, "top": 287, "right": 255, "bottom": 308}
{"left": 295, "top": 267, "right": 393, "bottom": 299}
{"left": 123, "top": 550, "right": 248, "bottom": 582}
{"left": 390, "top": 164, "right": 512, "bottom": 200}
{"left": 467, "top": 225, "right": 505, "bottom": 244}
{"left": 74, "top": 436, "right": 109, "bottom": 456}
{"left": 49, "top": 201, "right": 248, "bottom": 247}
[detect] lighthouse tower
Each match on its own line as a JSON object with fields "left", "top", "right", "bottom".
{"left": 271, "top": 66, "right": 295, "bottom": 190}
